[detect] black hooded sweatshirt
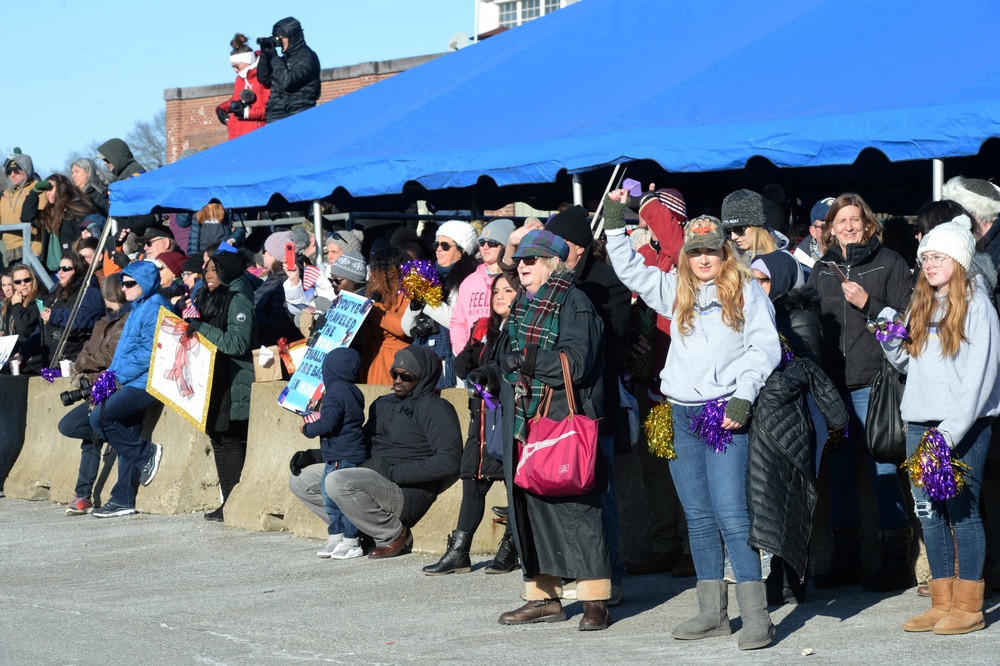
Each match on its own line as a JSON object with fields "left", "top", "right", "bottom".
{"left": 257, "top": 17, "right": 321, "bottom": 123}
{"left": 360, "top": 345, "right": 462, "bottom": 525}
{"left": 302, "top": 347, "right": 367, "bottom": 464}
{"left": 96, "top": 138, "right": 158, "bottom": 235}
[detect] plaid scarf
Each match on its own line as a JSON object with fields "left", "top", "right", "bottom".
{"left": 506, "top": 272, "right": 575, "bottom": 441}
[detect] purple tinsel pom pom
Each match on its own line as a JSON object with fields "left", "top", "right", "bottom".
{"left": 90, "top": 369, "right": 118, "bottom": 406}
{"left": 40, "top": 367, "right": 61, "bottom": 383}
{"left": 690, "top": 398, "right": 732, "bottom": 453}
{"left": 907, "top": 428, "right": 967, "bottom": 502}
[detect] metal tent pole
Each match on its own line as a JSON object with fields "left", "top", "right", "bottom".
{"left": 572, "top": 174, "right": 583, "bottom": 206}
{"left": 932, "top": 159, "right": 944, "bottom": 201}
{"left": 312, "top": 201, "right": 324, "bottom": 273}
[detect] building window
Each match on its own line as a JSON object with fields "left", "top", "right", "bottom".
{"left": 498, "top": 1, "right": 518, "bottom": 27}
{"left": 545, "top": 0, "right": 560, "bottom": 13}
{"left": 522, "top": 0, "right": 540, "bottom": 20}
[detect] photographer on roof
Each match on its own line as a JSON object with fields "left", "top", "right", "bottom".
{"left": 256, "top": 17, "right": 321, "bottom": 123}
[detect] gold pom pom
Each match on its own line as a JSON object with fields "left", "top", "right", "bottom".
{"left": 645, "top": 402, "right": 675, "bottom": 459}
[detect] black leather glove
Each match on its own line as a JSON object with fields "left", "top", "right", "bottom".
{"left": 184, "top": 319, "right": 201, "bottom": 333}
{"left": 289, "top": 449, "right": 321, "bottom": 476}
{"left": 216, "top": 106, "right": 229, "bottom": 125}
{"left": 260, "top": 40, "right": 277, "bottom": 56}
{"left": 409, "top": 298, "right": 423, "bottom": 311}
{"left": 410, "top": 313, "right": 439, "bottom": 338}
{"left": 499, "top": 350, "right": 525, "bottom": 375}
{"left": 229, "top": 99, "right": 246, "bottom": 116}
{"left": 467, "top": 365, "right": 500, "bottom": 396}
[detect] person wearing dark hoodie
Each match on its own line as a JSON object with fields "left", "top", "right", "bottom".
{"left": 95, "top": 138, "right": 158, "bottom": 237}
{"left": 88, "top": 261, "right": 171, "bottom": 518}
{"left": 256, "top": 17, "right": 320, "bottom": 123}
{"left": 325, "top": 345, "right": 462, "bottom": 559}
{"left": 287, "top": 348, "right": 368, "bottom": 560}
{"left": 184, "top": 251, "right": 256, "bottom": 522}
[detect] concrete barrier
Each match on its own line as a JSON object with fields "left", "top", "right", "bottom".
{"left": 4, "top": 377, "right": 219, "bottom": 514}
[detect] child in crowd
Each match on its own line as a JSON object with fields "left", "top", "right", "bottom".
{"left": 877, "top": 214, "right": 1000, "bottom": 635}
{"left": 300, "top": 347, "right": 368, "bottom": 560}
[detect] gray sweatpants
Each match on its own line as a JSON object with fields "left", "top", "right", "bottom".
{"left": 293, "top": 466, "right": 406, "bottom": 546}
{"left": 288, "top": 463, "right": 330, "bottom": 526}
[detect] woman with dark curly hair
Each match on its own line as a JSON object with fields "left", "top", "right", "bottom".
{"left": 358, "top": 247, "right": 413, "bottom": 385}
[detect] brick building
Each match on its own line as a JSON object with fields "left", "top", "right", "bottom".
{"left": 163, "top": 54, "right": 443, "bottom": 164}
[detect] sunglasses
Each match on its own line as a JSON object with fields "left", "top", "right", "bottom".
{"left": 12, "top": 277, "right": 32, "bottom": 285}
{"left": 57, "top": 266, "right": 74, "bottom": 273}
{"left": 433, "top": 241, "right": 454, "bottom": 252}
{"left": 478, "top": 239, "right": 502, "bottom": 248}
{"left": 518, "top": 257, "right": 540, "bottom": 266}
{"left": 121, "top": 279, "right": 139, "bottom": 289}
{"left": 729, "top": 226, "right": 748, "bottom": 236}
{"left": 390, "top": 369, "right": 417, "bottom": 382}
{"left": 5, "top": 167, "right": 22, "bottom": 175}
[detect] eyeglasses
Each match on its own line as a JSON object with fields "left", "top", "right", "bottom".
{"left": 811, "top": 222, "right": 825, "bottom": 229}
{"left": 729, "top": 226, "right": 748, "bottom": 236}
{"left": 12, "top": 277, "right": 33, "bottom": 285}
{"left": 518, "top": 257, "right": 540, "bottom": 266}
{"left": 121, "top": 279, "right": 139, "bottom": 289}
{"left": 433, "top": 241, "right": 454, "bottom": 252}
{"left": 478, "top": 239, "right": 502, "bottom": 248}
{"left": 57, "top": 266, "right": 74, "bottom": 273}
{"left": 922, "top": 253, "right": 950, "bottom": 268}
{"left": 390, "top": 369, "right": 417, "bottom": 382}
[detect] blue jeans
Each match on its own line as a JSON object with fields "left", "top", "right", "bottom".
{"left": 907, "top": 419, "right": 990, "bottom": 581}
{"left": 58, "top": 402, "right": 100, "bottom": 500}
{"left": 88, "top": 387, "right": 158, "bottom": 507}
{"left": 321, "top": 460, "right": 360, "bottom": 538}
{"left": 826, "top": 387, "right": 909, "bottom": 531}
{"left": 598, "top": 434, "right": 624, "bottom": 584}
{"left": 668, "top": 403, "right": 760, "bottom": 583}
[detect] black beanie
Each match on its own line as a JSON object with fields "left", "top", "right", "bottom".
{"left": 210, "top": 251, "right": 246, "bottom": 286}
{"left": 545, "top": 205, "right": 592, "bottom": 247}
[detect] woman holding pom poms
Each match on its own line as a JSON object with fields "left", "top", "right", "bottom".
{"left": 875, "top": 214, "right": 1000, "bottom": 635}
{"left": 603, "top": 191, "right": 781, "bottom": 651}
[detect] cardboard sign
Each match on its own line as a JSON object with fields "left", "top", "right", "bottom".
{"left": 147, "top": 307, "right": 218, "bottom": 432}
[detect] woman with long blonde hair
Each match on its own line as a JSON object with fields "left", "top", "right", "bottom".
{"left": 604, "top": 192, "right": 780, "bottom": 651}
{"left": 877, "top": 214, "right": 1000, "bottom": 635}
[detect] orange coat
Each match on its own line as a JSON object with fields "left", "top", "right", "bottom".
{"left": 360, "top": 296, "right": 412, "bottom": 385}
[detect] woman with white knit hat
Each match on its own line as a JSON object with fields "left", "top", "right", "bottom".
{"left": 876, "top": 214, "right": 1000, "bottom": 636}
{"left": 401, "top": 220, "right": 478, "bottom": 388}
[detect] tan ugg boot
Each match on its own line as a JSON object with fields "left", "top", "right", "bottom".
{"left": 933, "top": 579, "right": 985, "bottom": 635}
{"left": 903, "top": 577, "right": 953, "bottom": 632}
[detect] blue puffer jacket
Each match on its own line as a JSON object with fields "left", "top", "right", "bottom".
{"left": 109, "top": 261, "right": 172, "bottom": 390}
{"left": 301, "top": 347, "right": 367, "bottom": 464}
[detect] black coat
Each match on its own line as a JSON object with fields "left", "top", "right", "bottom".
{"left": 806, "top": 236, "right": 911, "bottom": 390}
{"left": 252, "top": 274, "right": 302, "bottom": 347}
{"left": 360, "top": 345, "right": 462, "bottom": 526}
{"left": 257, "top": 17, "right": 321, "bottom": 123}
{"left": 302, "top": 347, "right": 366, "bottom": 465}
{"left": 747, "top": 357, "right": 848, "bottom": 578}
{"left": 772, "top": 287, "right": 823, "bottom": 364}
{"left": 501, "top": 284, "right": 611, "bottom": 580}
{"left": 454, "top": 321, "right": 507, "bottom": 481}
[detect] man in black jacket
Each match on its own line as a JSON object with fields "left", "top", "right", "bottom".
{"left": 257, "top": 17, "right": 321, "bottom": 123}
{"left": 321, "top": 345, "right": 462, "bottom": 558}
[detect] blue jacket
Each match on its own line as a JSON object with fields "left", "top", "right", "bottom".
{"left": 301, "top": 347, "right": 367, "bottom": 464}
{"left": 109, "top": 261, "right": 172, "bottom": 390}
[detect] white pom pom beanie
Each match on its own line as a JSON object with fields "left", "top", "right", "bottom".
{"left": 917, "top": 214, "right": 975, "bottom": 270}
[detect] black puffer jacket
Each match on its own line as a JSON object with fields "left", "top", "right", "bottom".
{"left": 257, "top": 17, "right": 321, "bottom": 123}
{"left": 806, "top": 236, "right": 911, "bottom": 390}
{"left": 772, "top": 287, "right": 823, "bottom": 364}
{"left": 747, "top": 358, "right": 848, "bottom": 578}
{"left": 360, "top": 345, "right": 462, "bottom": 526}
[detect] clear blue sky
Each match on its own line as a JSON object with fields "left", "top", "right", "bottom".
{"left": 2, "top": 0, "right": 475, "bottom": 176}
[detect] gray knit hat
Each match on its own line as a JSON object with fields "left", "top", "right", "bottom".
{"left": 941, "top": 176, "right": 1000, "bottom": 223}
{"left": 392, "top": 347, "right": 422, "bottom": 378}
{"left": 329, "top": 251, "right": 367, "bottom": 283}
{"left": 289, "top": 226, "right": 312, "bottom": 253}
{"left": 721, "top": 189, "right": 768, "bottom": 229}
{"left": 328, "top": 229, "right": 364, "bottom": 254}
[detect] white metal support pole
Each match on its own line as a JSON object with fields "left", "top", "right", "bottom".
{"left": 312, "top": 200, "right": 324, "bottom": 273}
{"left": 932, "top": 159, "right": 944, "bottom": 201}
{"left": 572, "top": 174, "right": 583, "bottom": 207}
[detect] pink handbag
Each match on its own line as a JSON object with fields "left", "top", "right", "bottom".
{"left": 514, "top": 353, "right": 599, "bottom": 496}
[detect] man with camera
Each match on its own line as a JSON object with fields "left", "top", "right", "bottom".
{"left": 256, "top": 17, "right": 321, "bottom": 123}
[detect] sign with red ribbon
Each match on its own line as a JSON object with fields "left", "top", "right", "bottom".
{"left": 146, "top": 306, "right": 218, "bottom": 432}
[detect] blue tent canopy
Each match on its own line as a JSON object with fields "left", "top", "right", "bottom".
{"left": 111, "top": 0, "right": 1000, "bottom": 215}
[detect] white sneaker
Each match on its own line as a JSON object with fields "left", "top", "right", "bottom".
{"left": 330, "top": 542, "right": 364, "bottom": 560}
{"left": 317, "top": 538, "right": 342, "bottom": 558}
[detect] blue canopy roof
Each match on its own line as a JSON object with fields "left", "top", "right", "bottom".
{"left": 111, "top": 0, "right": 1000, "bottom": 215}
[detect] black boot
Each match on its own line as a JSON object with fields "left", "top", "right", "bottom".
{"left": 813, "top": 529, "right": 863, "bottom": 589}
{"left": 422, "top": 530, "right": 473, "bottom": 576}
{"left": 765, "top": 555, "right": 806, "bottom": 606}
{"left": 484, "top": 528, "right": 519, "bottom": 574}
{"left": 863, "top": 528, "right": 916, "bottom": 592}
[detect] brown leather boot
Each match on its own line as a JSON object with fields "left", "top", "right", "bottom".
{"left": 498, "top": 600, "right": 567, "bottom": 625}
{"left": 579, "top": 601, "right": 610, "bottom": 631}
{"left": 903, "top": 577, "right": 953, "bottom": 632}
{"left": 933, "top": 579, "right": 985, "bottom": 635}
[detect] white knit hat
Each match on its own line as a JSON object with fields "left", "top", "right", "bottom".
{"left": 436, "top": 220, "right": 478, "bottom": 255}
{"left": 917, "top": 214, "right": 975, "bottom": 270}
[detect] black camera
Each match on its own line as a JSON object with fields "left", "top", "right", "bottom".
{"left": 60, "top": 377, "right": 92, "bottom": 407}
{"left": 256, "top": 35, "right": 280, "bottom": 49}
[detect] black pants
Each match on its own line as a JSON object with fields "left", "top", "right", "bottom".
{"left": 458, "top": 477, "right": 497, "bottom": 533}
{"left": 209, "top": 420, "right": 248, "bottom": 503}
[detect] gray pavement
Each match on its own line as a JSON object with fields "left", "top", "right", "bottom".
{"left": 1, "top": 497, "right": 998, "bottom": 665}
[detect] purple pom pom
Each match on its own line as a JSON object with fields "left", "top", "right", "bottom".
{"left": 40, "top": 367, "right": 61, "bottom": 383}
{"left": 90, "top": 370, "right": 118, "bottom": 406}
{"left": 690, "top": 398, "right": 733, "bottom": 453}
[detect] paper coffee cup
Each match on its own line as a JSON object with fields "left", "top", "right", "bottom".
{"left": 10, "top": 359, "right": 20, "bottom": 375}
{"left": 60, "top": 359, "right": 72, "bottom": 376}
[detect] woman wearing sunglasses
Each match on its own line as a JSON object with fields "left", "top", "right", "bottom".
{"left": 215, "top": 33, "right": 269, "bottom": 140}
{"left": 30, "top": 252, "right": 103, "bottom": 367}
{"left": 6, "top": 264, "right": 48, "bottom": 368}
{"left": 450, "top": 219, "right": 515, "bottom": 356}
{"left": 401, "top": 221, "right": 478, "bottom": 388}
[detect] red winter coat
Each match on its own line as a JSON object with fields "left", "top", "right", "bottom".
{"left": 217, "top": 58, "right": 270, "bottom": 140}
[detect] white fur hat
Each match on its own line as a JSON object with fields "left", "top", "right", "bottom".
{"left": 436, "top": 220, "right": 478, "bottom": 255}
{"left": 917, "top": 214, "right": 975, "bottom": 271}
{"left": 941, "top": 176, "right": 1000, "bottom": 223}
